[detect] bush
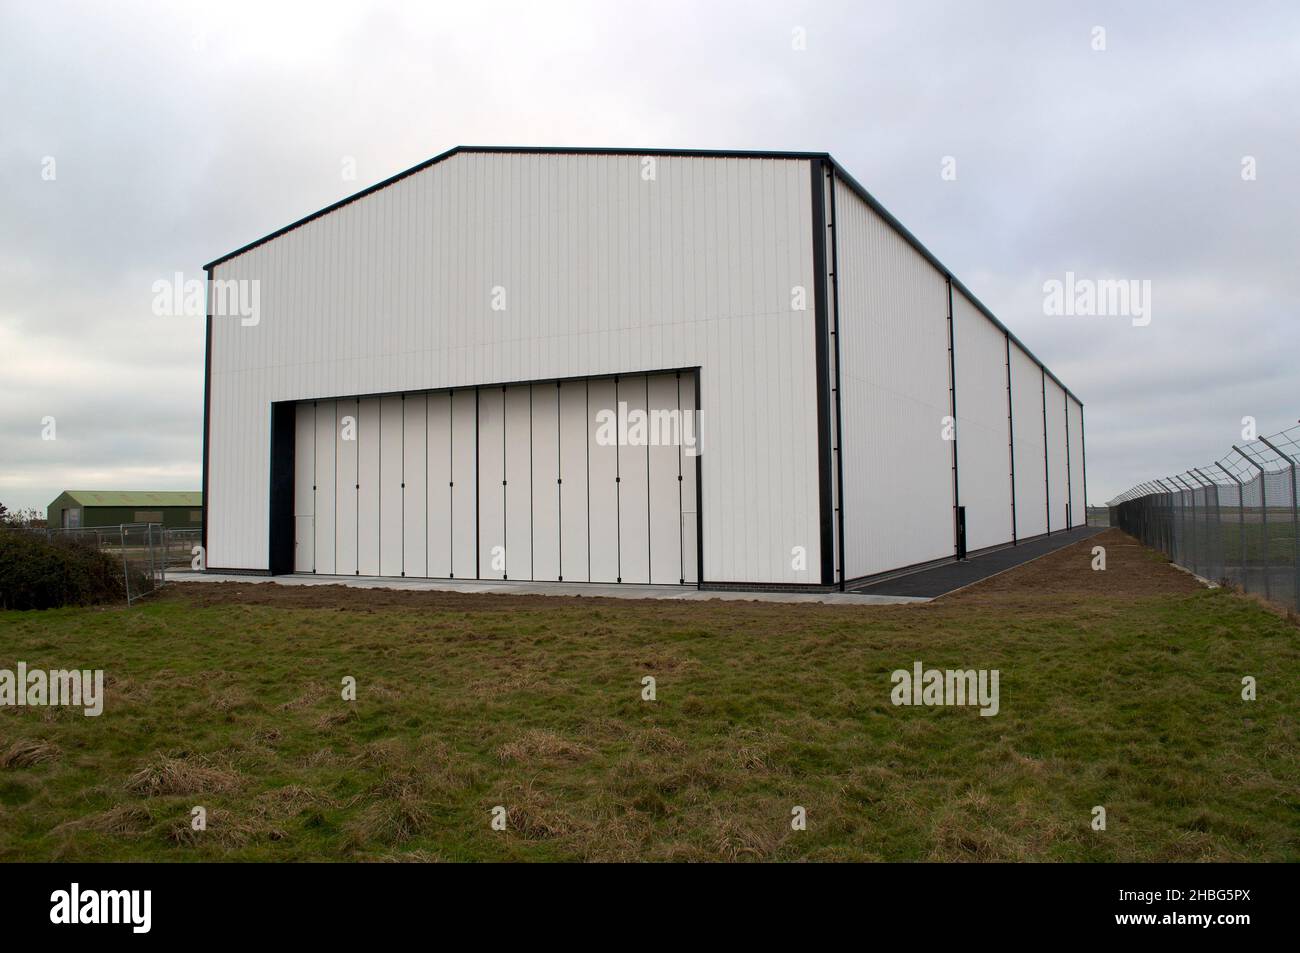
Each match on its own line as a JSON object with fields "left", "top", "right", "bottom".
{"left": 0, "top": 527, "right": 129, "bottom": 610}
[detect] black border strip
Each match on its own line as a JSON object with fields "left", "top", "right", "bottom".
{"left": 1041, "top": 366, "right": 1050, "bottom": 535}
{"left": 694, "top": 368, "right": 703, "bottom": 589}
{"left": 1080, "top": 404, "right": 1089, "bottom": 519}
{"left": 827, "top": 167, "right": 846, "bottom": 591}
{"left": 201, "top": 268, "right": 212, "bottom": 564}
{"left": 946, "top": 278, "right": 961, "bottom": 558}
{"left": 1005, "top": 332, "right": 1017, "bottom": 544}
{"left": 810, "top": 159, "right": 835, "bottom": 587}
{"left": 1064, "top": 390, "right": 1073, "bottom": 527}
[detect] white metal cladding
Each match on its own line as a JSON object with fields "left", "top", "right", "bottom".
{"left": 1044, "top": 376, "right": 1069, "bottom": 531}
{"left": 952, "top": 290, "right": 1014, "bottom": 552}
{"left": 1009, "top": 343, "right": 1048, "bottom": 539}
{"left": 833, "top": 177, "right": 954, "bottom": 579}
{"left": 335, "top": 398, "right": 358, "bottom": 574}
{"left": 293, "top": 407, "right": 314, "bottom": 572}
{"left": 1066, "top": 397, "right": 1085, "bottom": 526}
{"left": 289, "top": 371, "right": 696, "bottom": 582}
{"left": 357, "top": 397, "right": 380, "bottom": 575}
{"left": 312, "top": 400, "right": 336, "bottom": 574}
{"left": 206, "top": 152, "right": 820, "bottom": 583}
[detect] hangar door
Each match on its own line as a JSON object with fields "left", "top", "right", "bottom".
{"left": 289, "top": 371, "right": 699, "bottom": 585}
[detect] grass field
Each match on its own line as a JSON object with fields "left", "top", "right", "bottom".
{"left": 1, "top": 529, "right": 1296, "bottom": 862}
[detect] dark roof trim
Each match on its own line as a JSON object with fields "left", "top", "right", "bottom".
{"left": 826, "top": 158, "right": 1081, "bottom": 406}
{"left": 203, "top": 144, "right": 1080, "bottom": 405}
{"left": 203, "top": 146, "right": 828, "bottom": 270}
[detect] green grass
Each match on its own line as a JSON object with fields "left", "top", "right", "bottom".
{"left": 0, "top": 531, "right": 1296, "bottom": 862}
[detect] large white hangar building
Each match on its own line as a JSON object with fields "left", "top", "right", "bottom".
{"left": 202, "top": 146, "right": 1086, "bottom": 589}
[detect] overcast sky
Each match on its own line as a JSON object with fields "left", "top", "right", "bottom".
{"left": 3, "top": 0, "right": 1297, "bottom": 514}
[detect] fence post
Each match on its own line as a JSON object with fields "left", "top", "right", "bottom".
{"left": 1174, "top": 475, "right": 1200, "bottom": 576}
{"left": 1215, "top": 462, "right": 1246, "bottom": 589}
{"left": 119, "top": 524, "right": 131, "bottom": 605}
{"left": 1159, "top": 479, "right": 1181, "bottom": 564}
{"left": 1233, "top": 446, "right": 1269, "bottom": 601}
{"left": 1189, "top": 474, "right": 1205, "bottom": 575}
{"left": 1258, "top": 436, "right": 1300, "bottom": 611}
{"left": 1193, "top": 467, "right": 1223, "bottom": 585}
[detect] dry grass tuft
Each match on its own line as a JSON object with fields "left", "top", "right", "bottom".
{"left": 167, "top": 808, "right": 286, "bottom": 848}
{"left": 635, "top": 727, "right": 686, "bottom": 755}
{"left": 0, "top": 738, "right": 61, "bottom": 768}
{"left": 504, "top": 788, "right": 577, "bottom": 841}
{"left": 347, "top": 794, "right": 431, "bottom": 846}
{"left": 370, "top": 848, "right": 448, "bottom": 862}
{"left": 52, "top": 803, "right": 154, "bottom": 837}
{"left": 253, "top": 784, "right": 334, "bottom": 819}
{"left": 125, "top": 754, "right": 242, "bottom": 797}
{"left": 712, "top": 811, "right": 788, "bottom": 861}
{"left": 315, "top": 707, "right": 359, "bottom": 730}
{"left": 496, "top": 729, "right": 594, "bottom": 764}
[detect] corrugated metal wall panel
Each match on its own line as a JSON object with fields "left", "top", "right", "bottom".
{"left": 616, "top": 375, "right": 651, "bottom": 584}
{"left": 313, "top": 400, "right": 336, "bottom": 574}
{"left": 1045, "top": 376, "right": 1069, "bottom": 532}
{"left": 402, "top": 394, "right": 427, "bottom": 578}
{"left": 530, "top": 383, "right": 561, "bottom": 581}
{"left": 379, "top": 395, "right": 403, "bottom": 576}
{"left": 504, "top": 385, "right": 533, "bottom": 580}
{"left": 1067, "top": 397, "right": 1085, "bottom": 527}
{"left": 356, "top": 397, "right": 380, "bottom": 575}
{"left": 953, "top": 290, "right": 1014, "bottom": 552}
{"left": 833, "top": 177, "right": 954, "bottom": 579}
{"left": 293, "top": 403, "right": 315, "bottom": 572}
{"left": 449, "top": 390, "right": 476, "bottom": 577}
{"left": 477, "top": 387, "right": 506, "bottom": 580}
{"left": 587, "top": 378, "right": 619, "bottom": 582}
{"left": 335, "top": 398, "right": 359, "bottom": 574}
{"left": 647, "top": 373, "right": 684, "bottom": 584}
{"left": 558, "top": 380, "right": 589, "bottom": 582}
{"left": 207, "top": 152, "right": 819, "bottom": 582}
{"left": 1010, "top": 345, "right": 1047, "bottom": 539}
{"left": 426, "top": 393, "right": 452, "bottom": 577}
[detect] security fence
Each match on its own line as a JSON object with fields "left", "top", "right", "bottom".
{"left": 1108, "top": 425, "right": 1300, "bottom": 611}
{"left": 31, "top": 524, "right": 201, "bottom": 605}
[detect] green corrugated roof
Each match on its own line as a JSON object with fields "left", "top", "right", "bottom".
{"left": 61, "top": 491, "right": 202, "bottom": 507}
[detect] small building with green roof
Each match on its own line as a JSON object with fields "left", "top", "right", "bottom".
{"left": 46, "top": 491, "right": 203, "bottom": 530}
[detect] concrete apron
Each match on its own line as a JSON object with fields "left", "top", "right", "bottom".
{"left": 168, "top": 571, "right": 930, "bottom": 606}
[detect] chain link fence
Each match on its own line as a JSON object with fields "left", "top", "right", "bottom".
{"left": 1085, "top": 506, "right": 1110, "bottom": 527}
{"left": 1108, "top": 425, "right": 1300, "bottom": 611}
{"left": 29, "top": 524, "right": 202, "bottom": 605}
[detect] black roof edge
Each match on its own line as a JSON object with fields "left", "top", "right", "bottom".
{"left": 825, "top": 157, "right": 1081, "bottom": 407}
{"left": 203, "top": 146, "right": 830, "bottom": 271}
{"left": 203, "top": 145, "right": 1079, "bottom": 406}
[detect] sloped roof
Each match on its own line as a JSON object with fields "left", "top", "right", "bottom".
{"left": 203, "top": 145, "right": 1081, "bottom": 405}
{"left": 59, "top": 491, "right": 202, "bottom": 507}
